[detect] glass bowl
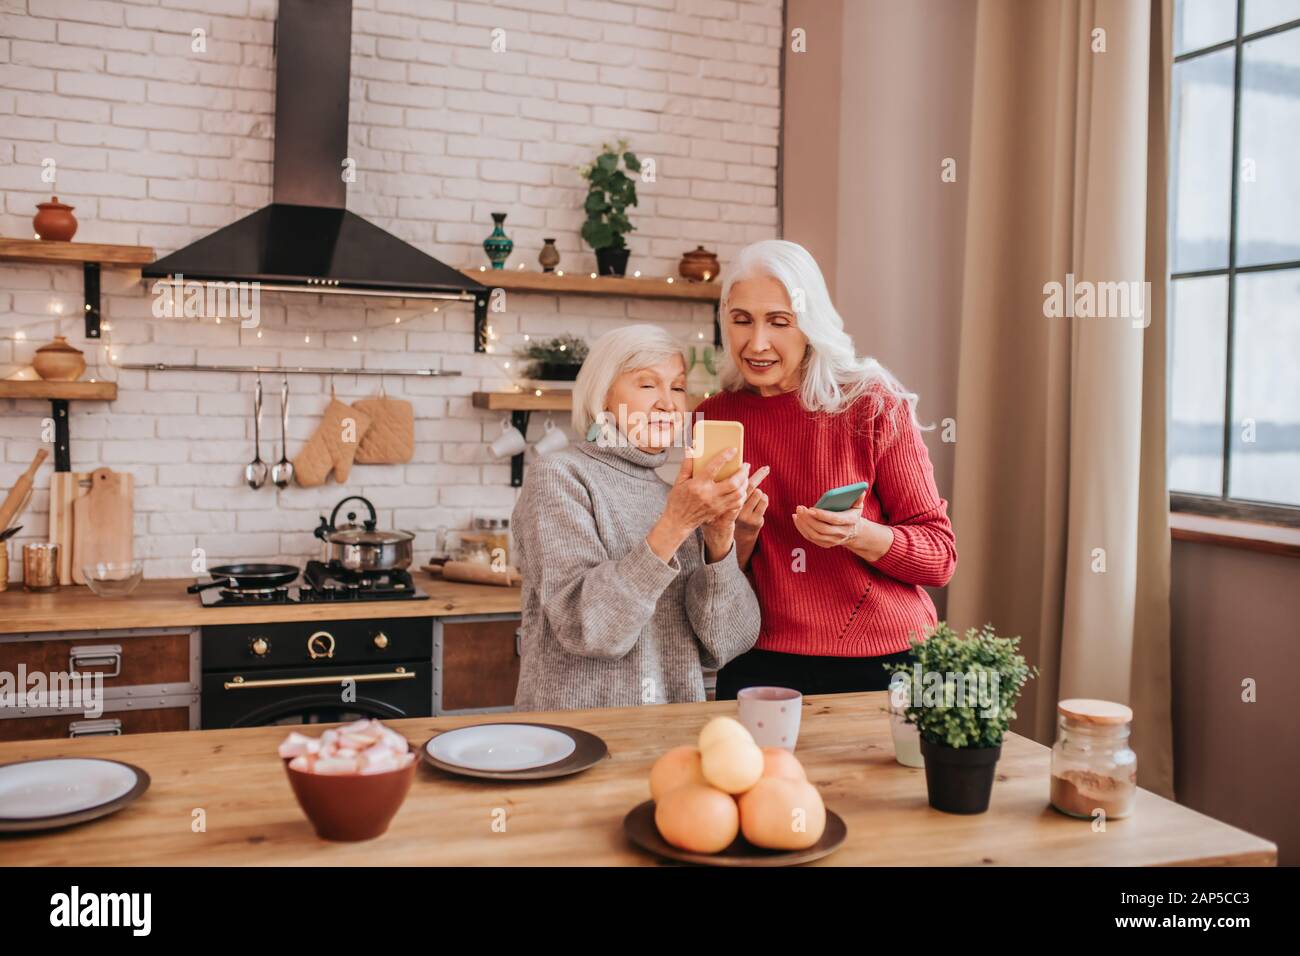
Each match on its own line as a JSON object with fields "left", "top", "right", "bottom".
{"left": 82, "top": 561, "right": 144, "bottom": 598}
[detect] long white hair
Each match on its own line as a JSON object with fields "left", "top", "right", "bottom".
{"left": 717, "top": 239, "right": 923, "bottom": 429}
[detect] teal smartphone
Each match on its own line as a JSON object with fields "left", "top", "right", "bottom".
{"left": 813, "top": 481, "right": 869, "bottom": 511}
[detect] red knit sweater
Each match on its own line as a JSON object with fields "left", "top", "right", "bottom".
{"left": 696, "top": 386, "right": 956, "bottom": 658}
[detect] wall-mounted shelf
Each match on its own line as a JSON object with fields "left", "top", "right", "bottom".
{"left": 462, "top": 269, "right": 723, "bottom": 353}
{"left": 0, "top": 379, "right": 119, "bottom": 472}
{"left": 472, "top": 389, "right": 712, "bottom": 487}
{"left": 0, "top": 238, "right": 155, "bottom": 342}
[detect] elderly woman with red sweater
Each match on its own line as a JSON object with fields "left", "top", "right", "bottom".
{"left": 696, "top": 239, "right": 957, "bottom": 699}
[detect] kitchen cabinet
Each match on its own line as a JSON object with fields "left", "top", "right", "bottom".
{"left": 0, "top": 627, "right": 200, "bottom": 741}
{"left": 436, "top": 614, "right": 522, "bottom": 715}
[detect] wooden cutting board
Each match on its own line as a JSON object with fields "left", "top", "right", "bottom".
{"left": 71, "top": 469, "right": 133, "bottom": 585}
{"left": 48, "top": 471, "right": 90, "bottom": 586}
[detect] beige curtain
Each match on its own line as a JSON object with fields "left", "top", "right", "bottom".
{"left": 947, "top": 0, "right": 1174, "bottom": 796}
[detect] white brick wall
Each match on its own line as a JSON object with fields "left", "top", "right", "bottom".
{"left": 0, "top": 0, "right": 780, "bottom": 579}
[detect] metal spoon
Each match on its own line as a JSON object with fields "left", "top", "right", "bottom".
{"left": 245, "top": 376, "right": 269, "bottom": 490}
{"left": 271, "top": 376, "right": 294, "bottom": 489}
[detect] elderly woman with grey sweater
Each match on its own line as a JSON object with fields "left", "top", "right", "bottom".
{"left": 512, "top": 324, "right": 764, "bottom": 711}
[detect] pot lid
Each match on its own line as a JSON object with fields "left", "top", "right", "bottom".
{"left": 326, "top": 528, "right": 414, "bottom": 546}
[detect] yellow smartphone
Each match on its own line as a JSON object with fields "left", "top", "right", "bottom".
{"left": 692, "top": 419, "right": 744, "bottom": 481}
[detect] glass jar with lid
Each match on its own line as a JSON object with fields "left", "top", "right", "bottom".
{"left": 1050, "top": 699, "right": 1137, "bottom": 820}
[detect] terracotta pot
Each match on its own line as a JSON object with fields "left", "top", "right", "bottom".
{"left": 32, "top": 336, "right": 86, "bottom": 382}
{"left": 284, "top": 753, "right": 416, "bottom": 841}
{"left": 679, "top": 245, "right": 720, "bottom": 282}
{"left": 33, "top": 197, "right": 78, "bottom": 242}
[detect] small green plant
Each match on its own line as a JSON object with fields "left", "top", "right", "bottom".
{"left": 514, "top": 334, "right": 589, "bottom": 379}
{"left": 885, "top": 622, "right": 1038, "bottom": 749}
{"left": 579, "top": 140, "right": 640, "bottom": 252}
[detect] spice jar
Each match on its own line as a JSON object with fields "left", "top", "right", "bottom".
{"left": 474, "top": 517, "right": 511, "bottom": 567}
{"left": 1050, "top": 699, "right": 1137, "bottom": 820}
{"left": 22, "top": 542, "right": 59, "bottom": 591}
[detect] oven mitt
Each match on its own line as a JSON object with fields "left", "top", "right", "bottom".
{"left": 293, "top": 399, "right": 372, "bottom": 487}
{"left": 354, "top": 397, "right": 414, "bottom": 464}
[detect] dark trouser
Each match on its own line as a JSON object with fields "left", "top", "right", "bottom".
{"left": 714, "top": 647, "right": 913, "bottom": 700}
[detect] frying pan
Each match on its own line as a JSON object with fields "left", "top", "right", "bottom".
{"left": 186, "top": 563, "right": 300, "bottom": 595}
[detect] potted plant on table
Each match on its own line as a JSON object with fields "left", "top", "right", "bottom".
{"left": 515, "top": 334, "right": 589, "bottom": 382}
{"left": 886, "top": 622, "right": 1038, "bottom": 814}
{"left": 579, "top": 140, "right": 640, "bottom": 276}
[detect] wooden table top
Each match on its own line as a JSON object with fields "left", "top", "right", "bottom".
{"left": 0, "top": 693, "right": 1275, "bottom": 866}
{"left": 0, "top": 573, "right": 521, "bottom": 634}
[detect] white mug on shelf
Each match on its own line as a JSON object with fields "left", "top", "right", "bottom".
{"left": 488, "top": 417, "right": 528, "bottom": 459}
{"left": 532, "top": 417, "right": 569, "bottom": 457}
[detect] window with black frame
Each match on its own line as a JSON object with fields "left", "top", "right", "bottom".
{"left": 1168, "top": 0, "right": 1300, "bottom": 524}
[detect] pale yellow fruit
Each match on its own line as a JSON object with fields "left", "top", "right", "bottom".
{"left": 698, "top": 716, "right": 753, "bottom": 752}
{"left": 700, "top": 737, "right": 764, "bottom": 794}
{"left": 761, "top": 746, "right": 808, "bottom": 782}
{"left": 738, "top": 777, "right": 826, "bottom": 850}
{"left": 654, "top": 784, "right": 740, "bottom": 854}
{"left": 649, "top": 745, "right": 707, "bottom": 802}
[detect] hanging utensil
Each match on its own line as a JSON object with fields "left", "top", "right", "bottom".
{"left": 271, "top": 376, "right": 294, "bottom": 489}
{"left": 245, "top": 376, "right": 269, "bottom": 490}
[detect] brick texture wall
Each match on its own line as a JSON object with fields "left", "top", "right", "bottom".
{"left": 0, "top": 0, "right": 780, "bottom": 578}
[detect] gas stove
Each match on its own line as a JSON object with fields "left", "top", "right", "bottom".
{"left": 197, "top": 561, "right": 428, "bottom": 607}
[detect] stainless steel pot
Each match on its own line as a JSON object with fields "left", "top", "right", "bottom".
{"left": 314, "top": 496, "right": 414, "bottom": 572}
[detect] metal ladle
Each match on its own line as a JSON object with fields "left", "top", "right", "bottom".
{"left": 245, "top": 375, "right": 269, "bottom": 490}
{"left": 271, "top": 376, "right": 294, "bottom": 489}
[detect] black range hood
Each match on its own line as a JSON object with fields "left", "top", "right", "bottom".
{"left": 143, "top": 0, "right": 486, "bottom": 312}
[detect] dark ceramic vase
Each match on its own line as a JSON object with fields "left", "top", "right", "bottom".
{"left": 595, "top": 246, "right": 629, "bottom": 277}
{"left": 482, "top": 212, "right": 513, "bottom": 270}
{"left": 33, "top": 196, "right": 77, "bottom": 242}
{"left": 538, "top": 238, "right": 560, "bottom": 273}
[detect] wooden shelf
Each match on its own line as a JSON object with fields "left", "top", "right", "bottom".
{"left": 0, "top": 380, "right": 118, "bottom": 401}
{"left": 0, "top": 238, "right": 154, "bottom": 267}
{"left": 461, "top": 268, "right": 721, "bottom": 302}
{"left": 472, "top": 390, "right": 573, "bottom": 412}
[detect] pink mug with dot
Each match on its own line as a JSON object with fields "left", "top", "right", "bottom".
{"left": 737, "top": 686, "right": 802, "bottom": 751}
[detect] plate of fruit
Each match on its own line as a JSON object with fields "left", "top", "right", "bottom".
{"left": 623, "top": 716, "right": 846, "bottom": 866}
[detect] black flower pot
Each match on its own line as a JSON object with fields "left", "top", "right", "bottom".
{"left": 919, "top": 738, "right": 1002, "bottom": 814}
{"left": 595, "top": 247, "right": 630, "bottom": 277}
{"left": 536, "top": 362, "right": 581, "bottom": 381}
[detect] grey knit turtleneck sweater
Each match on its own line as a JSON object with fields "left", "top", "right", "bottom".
{"left": 511, "top": 438, "right": 761, "bottom": 712}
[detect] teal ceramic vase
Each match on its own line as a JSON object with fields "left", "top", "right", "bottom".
{"left": 483, "top": 212, "right": 513, "bottom": 270}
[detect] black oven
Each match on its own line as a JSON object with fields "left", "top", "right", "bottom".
{"left": 200, "top": 617, "right": 433, "bottom": 729}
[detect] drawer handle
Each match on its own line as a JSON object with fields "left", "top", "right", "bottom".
{"left": 69, "top": 645, "right": 122, "bottom": 679}
{"left": 224, "top": 669, "right": 414, "bottom": 691}
{"left": 69, "top": 718, "right": 123, "bottom": 738}
{"left": 515, "top": 628, "right": 522, "bottom": 657}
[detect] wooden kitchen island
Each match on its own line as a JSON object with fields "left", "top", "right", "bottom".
{"left": 0, "top": 692, "right": 1276, "bottom": 866}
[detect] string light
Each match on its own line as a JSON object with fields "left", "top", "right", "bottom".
{"left": 633, "top": 270, "right": 641, "bottom": 278}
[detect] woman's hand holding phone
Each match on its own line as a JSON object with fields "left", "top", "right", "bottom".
{"left": 646, "top": 447, "right": 750, "bottom": 563}
{"left": 792, "top": 491, "right": 894, "bottom": 561}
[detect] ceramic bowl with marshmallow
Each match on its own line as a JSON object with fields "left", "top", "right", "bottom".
{"left": 280, "top": 719, "right": 417, "bottom": 841}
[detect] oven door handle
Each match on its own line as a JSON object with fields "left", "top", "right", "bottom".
{"left": 223, "top": 669, "right": 414, "bottom": 691}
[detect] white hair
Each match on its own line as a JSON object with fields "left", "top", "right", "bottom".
{"left": 717, "top": 239, "right": 923, "bottom": 429}
{"left": 571, "top": 324, "right": 687, "bottom": 436}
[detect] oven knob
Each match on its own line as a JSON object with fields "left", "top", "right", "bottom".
{"left": 307, "top": 630, "right": 336, "bottom": 660}
{"left": 373, "top": 632, "right": 389, "bottom": 650}
{"left": 250, "top": 637, "right": 270, "bottom": 657}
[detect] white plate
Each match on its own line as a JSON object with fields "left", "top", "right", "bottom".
{"left": 427, "top": 724, "right": 577, "bottom": 772}
{"left": 0, "top": 758, "right": 139, "bottom": 819}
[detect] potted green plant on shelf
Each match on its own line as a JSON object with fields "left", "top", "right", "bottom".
{"left": 579, "top": 140, "right": 639, "bottom": 276}
{"left": 515, "top": 334, "right": 589, "bottom": 382}
{"left": 886, "top": 622, "right": 1038, "bottom": 814}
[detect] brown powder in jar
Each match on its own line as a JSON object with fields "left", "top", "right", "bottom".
{"left": 1050, "top": 768, "right": 1137, "bottom": 819}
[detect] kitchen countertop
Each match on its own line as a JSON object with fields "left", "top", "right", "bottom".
{"left": 0, "top": 572, "right": 521, "bottom": 634}
{"left": 0, "top": 692, "right": 1276, "bottom": 866}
